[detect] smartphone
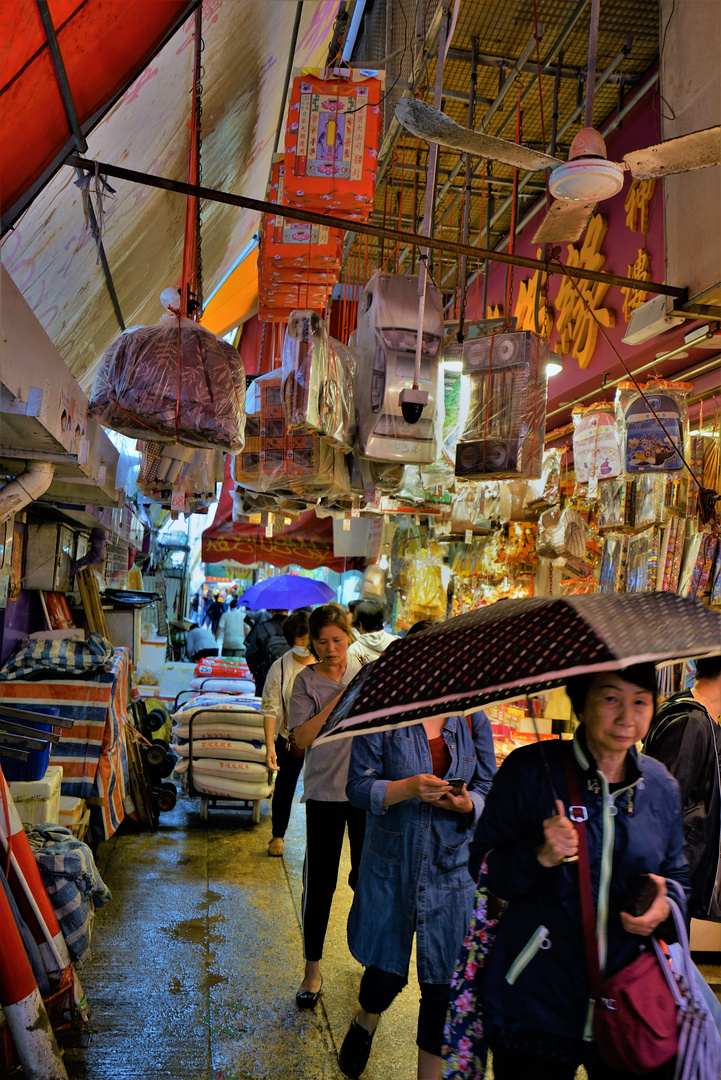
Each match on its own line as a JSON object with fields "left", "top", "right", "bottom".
{"left": 446, "top": 776, "right": 465, "bottom": 794}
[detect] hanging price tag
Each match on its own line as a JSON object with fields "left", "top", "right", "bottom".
{"left": 588, "top": 476, "right": 599, "bottom": 499}
{"left": 343, "top": 514, "right": 351, "bottom": 531}
{"left": 364, "top": 483, "right": 378, "bottom": 505}
{"left": 465, "top": 529, "right": 473, "bottom": 544}
{"left": 171, "top": 490, "right": 186, "bottom": 513}
{"left": 351, "top": 496, "right": 361, "bottom": 519}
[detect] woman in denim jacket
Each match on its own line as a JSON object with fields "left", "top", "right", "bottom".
{"left": 339, "top": 710, "right": 496, "bottom": 1080}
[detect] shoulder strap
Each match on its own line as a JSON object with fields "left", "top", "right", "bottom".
{"left": 562, "top": 742, "right": 603, "bottom": 1000}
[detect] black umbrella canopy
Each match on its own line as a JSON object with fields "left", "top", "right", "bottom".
{"left": 317, "top": 593, "right": 721, "bottom": 742}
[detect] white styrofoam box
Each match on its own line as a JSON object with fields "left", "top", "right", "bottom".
{"left": 158, "top": 662, "right": 198, "bottom": 699}
{"left": 9, "top": 764, "right": 63, "bottom": 826}
{"left": 58, "top": 794, "right": 84, "bottom": 827}
{"left": 139, "top": 640, "right": 168, "bottom": 680}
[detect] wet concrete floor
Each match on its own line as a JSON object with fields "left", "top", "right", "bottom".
{"left": 14, "top": 783, "right": 721, "bottom": 1080}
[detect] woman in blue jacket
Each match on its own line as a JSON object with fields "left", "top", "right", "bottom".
{"left": 340, "top": 710, "right": 497, "bottom": 1080}
{"left": 468, "top": 664, "right": 689, "bottom": 1079}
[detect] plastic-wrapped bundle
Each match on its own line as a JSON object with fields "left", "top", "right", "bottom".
{"left": 456, "top": 331, "right": 548, "bottom": 480}
{"left": 615, "top": 380, "right": 690, "bottom": 474}
{"left": 233, "top": 372, "right": 349, "bottom": 500}
{"left": 283, "top": 70, "right": 383, "bottom": 221}
{"left": 89, "top": 310, "right": 245, "bottom": 451}
{"left": 572, "top": 403, "right": 622, "bottom": 485}
{"left": 281, "top": 310, "right": 356, "bottom": 451}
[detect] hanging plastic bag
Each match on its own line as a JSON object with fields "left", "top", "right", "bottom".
{"left": 281, "top": 310, "right": 356, "bottom": 451}
{"left": 89, "top": 292, "right": 246, "bottom": 451}
{"left": 616, "top": 380, "right": 690, "bottom": 475}
{"left": 572, "top": 403, "right": 622, "bottom": 486}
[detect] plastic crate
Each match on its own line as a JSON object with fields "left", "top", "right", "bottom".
{"left": 0, "top": 706, "right": 59, "bottom": 781}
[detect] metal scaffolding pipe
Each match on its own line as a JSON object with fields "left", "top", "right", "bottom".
{"left": 64, "top": 154, "right": 687, "bottom": 301}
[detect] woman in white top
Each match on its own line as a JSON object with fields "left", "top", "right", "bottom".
{"left": 261, "top": 612, "right": 315, "bottom": 858}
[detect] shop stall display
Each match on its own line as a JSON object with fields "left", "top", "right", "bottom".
{"left": 616, "top": 380, "right": 690, "bottom": 474}
{"left": 353, "top": 272, "right": 444, "bottom": 464}
{"left": 572, "top": 403, "right": 622, "bottom": 487}
{"left": 456, "top": 331, "right": 549, "bottom": 480}
{"left": 283, "top": 69, "right": 383, "bottom": 221}
{"left": 281, "top": 310, "right": 356, "bottom": 451}
{"left": 89, "top": 297, "right": 246, "bottom": 452}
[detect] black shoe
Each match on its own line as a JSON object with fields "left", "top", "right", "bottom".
{"left": 338, "top": 1020, "right": 376, "bottom": 1079}
{"left": 295, "top": 976, "right": 322, "bottom": 1010}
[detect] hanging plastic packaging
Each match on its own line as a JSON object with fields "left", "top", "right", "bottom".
{"left": 599, "top": 533, "right": 629, "bottom": 593}
{"left": 615, "top": 380, "right": 690, "bottom": 474}
{"left": 233, "top": 372, "right": 349, "bottom": 500}
{"left": 456, "top": 330, "right": 549, "bottom": 480}
{"left": 283, "top": 69, "right": 383, "bottom": 220}
{"left": 89, "top": 298, "right": 246, "bottom": 451}
{"left": 626, "top": 526, "right": 661, "bottom": 593}
{"left": 572, "top": 403, "right": 622, "bottom": 485}
{"left": 261, "top": 157, "right": 343, "bottom": 269}
{"left": 353, "top": 272, "right": 444, "bottom": 464}
{"left": 281, "top": 310, "right": 356, "bottom": 451}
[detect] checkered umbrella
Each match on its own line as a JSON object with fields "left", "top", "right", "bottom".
{"left": 316, "top": 592, "right": 721, "bottom": 742}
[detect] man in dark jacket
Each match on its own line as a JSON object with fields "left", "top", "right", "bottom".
{"left": 244, "top": 609, "right": 289, "bottom": 694}
{"left": 644, "top": 655, "right": 721, "bottom": 921}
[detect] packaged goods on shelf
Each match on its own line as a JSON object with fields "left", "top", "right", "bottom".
{"left": 354, "top": 272, "right": 444, "bottom": 464}
{"left": 281, "top": 310, "right": 356, "bottom": 451}
{"left": 599, "top": 533, "right": 629, "bottom": 593}
{"left": 679, "top": 533, "right": 719, "bottom": 600}
{"left": 283, "top": 70, "right": 383, "bottom": 220}
{"left": 616, "top": 380, "right": 690, "bottom": 474}
{"left": 89, "top": 309, "right": 246, "bottom": 451}
{"left": 572, "top": 403, "right": 622, "bottom": 486}
{"left": 233, "top": 372, "right": 349, "bottom": 500}
{"left": 456, "top": 331, "right": 548, "bottom": 480}
{"left": 598, "top": 477, "right": 635, "bottom": 531}
{"left": 633, "top": 472, "right": 686, "bottom": 529}
{"left": 657, "top": 516, "right": 686, "bottom": 592}
{"left": 625, "top": 527, "right": 661, "bottom": 592}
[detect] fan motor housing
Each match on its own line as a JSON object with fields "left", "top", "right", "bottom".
{"left": 549, "top": 158, "right": 624, "bottom": 202}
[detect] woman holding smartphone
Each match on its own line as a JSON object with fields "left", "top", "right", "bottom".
{"left": 339, "top": 709, "right": 497, "bottom": 1080}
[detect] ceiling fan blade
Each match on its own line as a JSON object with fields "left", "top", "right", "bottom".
{"left": 624, "top": 125, "right": 721, "bottom": 180}
{"left": 394, "top": 98, "right": 561, "bottom": 172}
{"left": 532, "top": 200, "right": 597, "bottom": 244}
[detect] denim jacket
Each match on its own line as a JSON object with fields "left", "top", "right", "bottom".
{"left": 346, "top": 712, "right": 496, "bottom": 983}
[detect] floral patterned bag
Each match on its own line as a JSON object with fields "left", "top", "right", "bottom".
{"left": 442, "top": 859, "right": 502, "bottom": 1080}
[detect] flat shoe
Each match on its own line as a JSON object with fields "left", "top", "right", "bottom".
{"left": 338, "top": 1020, "right": 376, "bottom": 1079}
{"left": 295, "top": 976, "right": 323, "bottom": 1010}
{"left": 268, "top": 838, "right": 284, "bottom": 857}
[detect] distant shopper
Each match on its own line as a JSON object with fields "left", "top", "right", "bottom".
{"left": 216, "top": 599, "right": 247, "bottom": 658}
{"left": 245, "top": 609, "right": 290, "bottom": 694}
{"left": 347, "top": 601, "right": 397, "bottom": 663}
{"left": 186, "top": 623, "right": 218, "bottom": 663}
{"left": 288, "top": 605, "right": 365, "bottom": 1011}
{"left": 644, "top": 655, "right": 721, "bottom": 920}
{"left": 261, "top": 612, "right": 316, "bottom": 857}
{"left": 205, "top": 591, "right": 226, "bottom": 636}
{"left": 347, "top": 599, "right": 359, "bottom": 630}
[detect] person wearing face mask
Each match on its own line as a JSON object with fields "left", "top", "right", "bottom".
{"left": 288, "top": 605, "right": 365, "bottom": 1010}
{"left": 261, "top": 612, "right": 316, "bottom": 858}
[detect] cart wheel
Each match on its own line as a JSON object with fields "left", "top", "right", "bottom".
{"left": 252, "top": 800, "right": 260, "bottom": 824}
{"left": 200, "top": 796, "right": 208, "bottom": 822}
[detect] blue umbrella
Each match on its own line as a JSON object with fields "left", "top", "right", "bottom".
{"left": 240, "top": 575, "right": 336, "bottom": 609}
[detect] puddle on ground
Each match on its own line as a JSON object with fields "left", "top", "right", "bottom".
{"left": 204, "top": 889, "right": 223, "bottom": 903}
{"left": 169, "top": 914, "right": 226, "bottom": 943}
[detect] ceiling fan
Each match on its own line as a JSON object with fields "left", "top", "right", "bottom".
{"left": 394, "top": 1, "right": 720, "bottom": 244}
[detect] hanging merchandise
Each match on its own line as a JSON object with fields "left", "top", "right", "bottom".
{"left": 283, "top": 69, "right": 383, "bottom": 221}
{"left": 616, "top": 380, "right": 690, "bottom": 474}
{"left": 679, "top": 534, "right": 719, "bottom": 600}
{"left": 599, "top": 533, "right": 629, "bottom": 593}
{"left": 137, "top": 444, "right": 224, "bottom": 512}
{"left": 89, "top": 291, "right": 246, "bottom": 451}
{"left": 281, "top": 310, "right": 356, "bottom": 451}
{"left": 349, "top": 454, "right": 405, "bottom": 496}
{"left": 625, "top": 526, "right": 661, "bottom": 593}
{"left": 550, "top": 507, "right": 587, "bottom": 559}
{"left": 524, "top": 448, "right": 562, "bottom": 511}
{"left": 455, "top": 331, "right": 549, "bottom": 480}
{"left": 572, "top": 403, "right": 622, "bottom": 486}
{"left": 353, "top": 272, "right": 444, "bottom": 464}
{"left": 397, "top": 542, "right": 450, "bottom": 626}
{"left": 233, "top": 372, "right": 349, "bottom": 501}
{"left": 597, "top": 477, "right": 635, "bottom": 531}
{"left": 633, "top": 473, "right": 686, "bottom": 529}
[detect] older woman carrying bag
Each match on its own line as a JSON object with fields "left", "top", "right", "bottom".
{"left": 288, "top": 605, "right": 365, "bottom": 1009}
{"left": 464, "top": 664, "right": 689, "bottom": 1080}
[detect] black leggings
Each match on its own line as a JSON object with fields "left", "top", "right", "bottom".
{"left": 491, "top": 1044, "right": 676, "bottom": 1080}
{"left": 301, "top": 799, "right": 366, "bottom": 961}
{"left": 270, "top": 736, "right": 304, "bottom": 839}
{"left": 358, "top": 966, "right": 450, "bottom": 1058}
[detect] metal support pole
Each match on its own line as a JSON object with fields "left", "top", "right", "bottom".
{"left": 457, "top": 37, "right": 477, "bottom": 342}
{"left": 584, "top": 0, "right": 601, "bottom": 128}
{"left": 35, "top": 0, "right": 125, "bottom": 332}
{"left": 64, "top": 154, "right": 688, "bottom": 301}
